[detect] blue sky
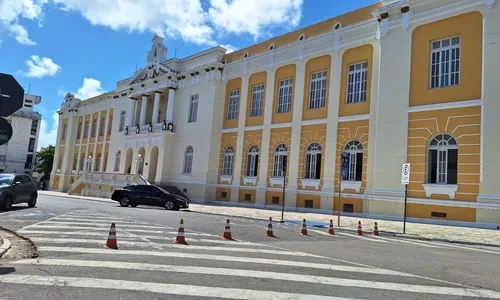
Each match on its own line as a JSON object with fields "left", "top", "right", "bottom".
{"left": 0, "top": 0, "right": 377, "bottom": 150}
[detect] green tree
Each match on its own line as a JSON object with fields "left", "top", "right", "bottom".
{"left": 36, "top": 145, "right": 55, "bottom": 178}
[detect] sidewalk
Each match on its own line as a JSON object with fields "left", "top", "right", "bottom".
{"left": 39, "top": 190, "right": 500, "bottom": 246}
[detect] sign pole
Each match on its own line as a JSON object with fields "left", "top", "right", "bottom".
{"left": 403, "top": 183, "right": 408, "bottom": 234}
{"left": 280, "top": 164, "right": 286, "bottom": 223}
{"left": 337, "top": 166, "right": 342, "bottom": 227}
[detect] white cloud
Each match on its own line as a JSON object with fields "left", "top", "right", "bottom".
{"left": 208, "top": 0, "right": 303, "bottom": 39}
{"left": 57, "top": 86, "right": 66, "bottom": 97}
{"left": 37, "top": 112, "right": 59, "bottom": 150}
{"left": 0, "top": 0, "right": 46, "bottom": 46}
{"left": 74, "top": 78, "right": 105, "bottom": 99}
{"left": 23, "top": 55, "right": 61, "bottom": 78}
{"left": 220, "top": 44, "right": 237, "bottom": 54}
{"left": 8, "top": 23, "right": 36, "bottom": 45}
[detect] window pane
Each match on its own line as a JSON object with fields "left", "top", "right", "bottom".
{"left": 447, "top": 149, "right": 458, "bottom": 184}
{"left": 355, "top": 152, "right": 363, "bottom": 181}
{"left": 429, "top": 150, "right": 437, "bottom": 183}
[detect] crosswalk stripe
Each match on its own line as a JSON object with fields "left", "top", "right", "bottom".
{"left": 364, "top": 236, "right": 448, "bottom": 249}
{"left": 18, "top": 230, "right": 259, "bottom": 245}
{"left": 4, "top": 264, "right": 499, "bottom": 298}
{"left": 0, "top": 274, "right": 360, "bottom": 300}
{"left": 308, "top": 229, "right": 340, "bottom": 237}
{"left": 31, "top": 238, "right": 313, "bottom": 256}
{"left": 51, "top": 217, "right": 150, "bottom": 224}
{"left": 335, "top": 232, "right": 392, "bottom": 244}
{"left": 38, "top": 221, "right": 173, "bottom": 229}
{"left": 17, "top": 229, "right": 219, "bottom": 239}
{"left": 413, "top": 239, "right": 500, "bottom": 255}
{"left": 35, "top": 247, "right": 414, "bottom": 276}
{"left": 19, "top": 226, "right": 176, "bottom": 234}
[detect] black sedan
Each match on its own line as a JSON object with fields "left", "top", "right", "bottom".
{"left": 0, "top": 173, "right": 37, "bottom": 211}
{"left": 111, "top": 184, "right": 189, "bottom": 211}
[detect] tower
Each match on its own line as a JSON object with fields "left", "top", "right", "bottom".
{"left": 147, "top": 35, "right": 168, "bottom": 65}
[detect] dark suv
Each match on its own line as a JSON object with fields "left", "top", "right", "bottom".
{"left": 0, "top": 174, "right": 38, "bottom": 211}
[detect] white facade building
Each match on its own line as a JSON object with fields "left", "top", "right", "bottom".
{"left": 0, "top": 94, "right": 42, "bottom": 175}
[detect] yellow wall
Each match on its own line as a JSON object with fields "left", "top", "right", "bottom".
{"left": 216, "top": 187, "right": 231, "bottom": 201}
{"left": 223, "top": 2, "right": 381, "bottom": 63}
{"left": 335, "top": 120, "right": 369, "bottom": 193}
{"left": 52, "top": 175, "right": 60, "bottom": 190}
{"left": 76, "top": 117, "right": 83, "bottom": 142}
{"left": 246, "top": 72, "right": 267, "bottom": 126}
{"left": 61, "top": 118, "right": 68, "bottom": 141}
{"left": 297, "top": 124, "right": 327, "bottom": 190}
{"left": 272, "top": 64, "right": 296, "bottom": 124}
{"left": 240, "top": 130, "right": 262, "bottom": 185}
{"left": 302, "top": 55, "right": 331, "bottom": 120}
{"left": 407, "top": 106, "right": 481, "bottom": 201}
{"left": 407, "top": 203, "right": 476, "bottom": 222}
{"left": 296, "top": 194, "right": 321, "bottom": 209}
{"left": 265, "top": 191, "right": 284, "bottom": 206}
{"left": 410, "top": 12, "right": 482, "bottom": 106}
{"left": 339, "top": 44, "right": 373, "bottom": 117}
{"left": 333, "top": 196, "right": 363, "bottom": 213}
{"left": 218, "top": 132, "right": 238, "bottom": 183}
{"left": 223, "top": 78, "right": 242, "bottom": 129}
{"left": 107, "top": 109, "right": 113, "bottom": 139}
{"left": 239, "top": 189, "right": 257, "bottom": 204}
{"left": 268, "top": 127, "right": 292, "bottom": 187}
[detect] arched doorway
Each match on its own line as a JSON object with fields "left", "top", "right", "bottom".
{"left": 125, "top": 148, "right": 133, "bottom": 174}
{"left": 148, "top": 146, "right": 159, "bottom": 183}
{"left": 137, "top": 147, "right": 145, "bottom": 175}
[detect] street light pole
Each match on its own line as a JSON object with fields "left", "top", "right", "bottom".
{"left": 280, "top": 163, "right": 286, "bottom": 223}
{"left": 87, "top": 155, "right": 92, "bottom": 172}
{"left": 136, "top": 154, "right": 143, "bottom": 174}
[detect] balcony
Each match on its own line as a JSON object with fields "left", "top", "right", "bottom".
{"left": 124, "top": 121, "right": 175, "bottom": 137}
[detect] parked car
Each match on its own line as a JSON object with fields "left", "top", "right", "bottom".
{"left": 0, "top": 173, "right": 38, "bottom": 211}
{"left": 111, "top": 184, "right": 189, "bottom": 211}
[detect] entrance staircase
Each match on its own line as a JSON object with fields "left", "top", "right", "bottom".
{"left": 68, "top": 172, "right": 149, "bottom": 197}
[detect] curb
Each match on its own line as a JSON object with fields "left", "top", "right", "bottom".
{"left": 39, "top": 192, "right": 114, "bottom": 204}
{"left": 0, "top": 238, "right": 12, "bottom": 257}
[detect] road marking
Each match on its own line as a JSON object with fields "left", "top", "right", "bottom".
{"left": 18, "top": 228, "right": 218, "bottom": 237}
{"left": 38, "top": 221, "right": 173, "bottom": 229}
{"left": 19, "top": 225, "right": 176, "bottom": 234}
{"left": 414, "top": 239, "right": 500, "bottom": 255}
{"left": 51, "top": 217, "right": 149, "bottom": 224}
{"left": 335, "top": 232, "right": 392, "bottom": 244}
{"left": 20, "top": 231, "right": 261, "bottom": 246}
{"left": 308, "top": 229, "right": 340, "bottom": 237}
{"left": 4, "top": 266, "right": 500, "bottom": 298}
{"left": 0, "top": 274, "right": 360, "bottom": 300}
{"left": 367, "top": 236, "right": 449, "bottom": 249}
{"left": 35, "top": 247, "right": 414, "bottom": 276}
{"left": 31, "top": 238, "right": 313, "bottom": 256}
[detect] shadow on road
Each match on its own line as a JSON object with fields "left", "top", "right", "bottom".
{"left": 0, "top": 267, "right": 16, "bottom": 275}
{"left": 0, "top": 206, "right": 32, "bottom": 214}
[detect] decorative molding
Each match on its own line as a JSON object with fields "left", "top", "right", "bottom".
{"left": 333, "top": 30, "right": 340, "bottom": 52}
{"left": 477, "top": 194, "right": 500, "bottom": 202}
{"left": 268, "top": 51, "right": 274, "bottom": 69}
{"left": 401, "top": 9, "right": 412, "bottom": 31}
{"left": 269, "top": 177, "right": 285, "bottom": 187}
{"left": 484, "top": 0, "right": 495, "bottom": 8}
{"left": 244, "top": 125, "right": 264, "bottom": 131}
{"left": 338, "top": 114, "right": 370, "bottom": 122}
{"left": 300, "top": 178, "right": 320, "bottom": 190}
{"left": 422, "top": 184, "right": 459, "bottom": 200}
{"left": 341, "top": 181, "right": 362, "bottom": 193}
{"left": 221, "top": 128, "right": 238, "bottom": 133}
{"left": 302, "top": 118, "right": 328, "bottom": 126}
{"left": 220, "top": 175, "right": 232, "bottom": 184}
{"left": 407, "top": 99, "right": 482, "bottom": 113}
{"left": 243, "top": 176, "right": 257, "bottom": 185}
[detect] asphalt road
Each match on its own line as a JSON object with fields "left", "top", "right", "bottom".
{"left": 0, "top": 194, "right": 500, "bottom": 300}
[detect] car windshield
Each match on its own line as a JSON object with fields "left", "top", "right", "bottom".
{"left": 156, "top": 186, "right": 169, "bottom": 194}
{"left": 0, "top": 174, "right": 14, "bottom": 187}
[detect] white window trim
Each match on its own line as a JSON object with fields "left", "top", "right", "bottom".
{"left": 277, "top": 78, "right": 293, "bottom": 113}
{"left": 183, "top": 147, "right": 194, "bottom": 174}
{"left": 422, "top": 184, "right": 459, "bottom": 199}
{"left": 272, "top": 144, "right": 288, "bottom": 177}
{"left": 188, "top": 95, "right": 199, "bottom": 123}
{"left": 427, "top": 134, "right": 458, "bottom": 185}
{"left": 222, "top": 147, "right": 234, "bottom": 176}
{"left": 341, "top": 181, "right": 362, "bottom": 193}
{"left": 300, "top": 178, "right": 321, "bottom": 189}
{"left": 227, "top": 90, "right": 239, "bottom": 120}
{"left": 304, "top": 143, "right": 322, "bottom": 179}
{"left": 119, "top": 111, "right": 126, "bottom": 132}
{"left": 343, "top": 141, "right": 363, "bottom": 181}
{"left": 308, "top": 71, "right": 327, "bottom": 109}
{"left": 250, "top": 85, "right": 264, "bottom": 117}
{"left": 246, "top": 146, "right": 259, "bottom": 177}
{"left": 114, "top": 152, "right": 121, "bottom": 172}
{"left": 346, "top": 61, "right": 368, "bottom": 104}
{"left": 429, "top": 36, "right": 461, "bottom": 89}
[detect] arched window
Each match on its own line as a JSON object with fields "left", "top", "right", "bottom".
{"left": 114, "top": 151, "right": 121, "bottom": 172}
{"left": 342, "top": 141, "right": 363, "bottom": 181}
{"left": 183, "top": 146, "right": 194, "bottom": 174}
{"left": 246, "top": 145, "right": 259, "bottom": 177}
{"left": 79, "top": 155, "right": 85, "bottom": 171}
{"left": 222, "top": 147, "right": 234, "bottom": 176}
{"left": 95, "top": 153, "right": 102, "bottom": 172}
{"left": 57, "top": 155, "right": 63, "bottom": 170}
{"left": 428, "top": 134, "right": 458, "bottom": 184}
{"left": 72, "top": 157, "right": 78, "bottom": 171}
{"left": 304, "top": 143, "right": 322, "bottom": 179}
{"left": 273, "top": 144, "right": 288, "bottom": 177}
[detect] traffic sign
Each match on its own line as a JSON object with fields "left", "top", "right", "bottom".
{"left": 0, "top": 73, "right": 24, "bottom": 117}
{"left": 401, "top": 163, "right": 410, "bottom": 185}
{"left": 0, "top": 117, "right": 13, "bottom": 146}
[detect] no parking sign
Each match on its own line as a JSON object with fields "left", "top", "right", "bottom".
{"left": 401, "top": 163, "right": 410, "bottom": 185}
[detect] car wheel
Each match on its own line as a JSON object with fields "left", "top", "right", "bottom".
{"left": 119, "top": 196, "right": 130, "bottom": 207}
{"left": 164, "top": 199, "right": 175, "bottom": 210}
{"left": 28, "top": 194, "right": 37, "bottom": 208}
{"left": 2, "top": 196, "right": 13, "bottom": 211}
{"left": 130, "top": 203, "right": 138, "bottom": 207}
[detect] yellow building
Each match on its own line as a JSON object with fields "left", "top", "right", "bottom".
{"left": 52, "top": 0, "right": 500, "bottom": 227}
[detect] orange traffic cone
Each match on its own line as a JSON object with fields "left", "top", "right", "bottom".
{"left": 372, "top": 222, "right": 379, "bottom": 236}
{"left": 174, "top": 219, "right": 188, "bottom": 245}
{"left": 356, "top": 221, "right": 363, "bottom": 236}
{"left": 222, "top": 219, "right": 233, "bottom": 240}
{"left": 265, "top": 217, "right": 276, "bottom": 237}
{"left": 300, "top": 219, "right": 308, "bottom": 235}
{"left": 327, "top": 219, "right": 335, "bottom": 235}
{"left": 104, "top": 222, "right": 119, "bottom": 249}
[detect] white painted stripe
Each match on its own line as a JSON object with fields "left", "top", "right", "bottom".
{"left": 19, "top": 226, "right": 174, "bottom": 234}
{"left": 371, "top": 236, "right": 448, "bottom": 249}
{"left": 0, "top": 275, "right": 359, "bottom": 300}
{"left": 17, "top": 230, "right": 219, "bottom": 239}
{"left": 335, "top": 232, "right": 392, "bottom": 244}
{"left": 39, "top": 221, "right": 173, "bottom": 229}
{"left": 6, "top": 264, "right": 500, "bottom": 298}
{"left": 415, "top": 240, "right": 500, "bottom": 255}
{"left": 20, "top": 231, "right": 260, "bottom": 246}
{"left": 36, "top": 247, "right": 415, "bottom": 277}
{"left": 52, "top": 217, "right": 149, "bottom": 224}
{"left": 31, "top": 238, "right": 311, "bottom": 257}
{"left": 308, "top": 229, "right": 340, "bottom": 237}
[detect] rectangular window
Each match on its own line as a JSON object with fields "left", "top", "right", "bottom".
{"left": 221, "top": 192, "right": 227, "bottom": 199}
{"left": 92, "top": 120, "right": 97, "bottom": 137}
{"left": 272, "top": 196, "right": 280, "bottom": 205}
{"left": 119, "top": 111, "right": 126, "bottom": 132}
{"left": 25, "top": 154, "right": 33, "bottom": 169}
{"left": 305, "top": 153, "right": 322, "bottom": 179}
{"left": 277, "top": 78, "right": 293, "bottom": 113}
{"left": 343, "top": 152, "right": 363, "bottom": 181}
{"left": 308, "top": 71, "right": 327, "bottom": 109}
{"left": 61, "top": 124, "right": 67, "bottom": 140}
{"left": 246, "top": 154, "right": 259, "bottom": 177}
{"left": 77, "top": 123, "right": 82, "bottom": 139}
{"left": 431, "top": 212, "right": 447, "bottom": 218}
{"left": 428, "top": 149, "right": 458, "bottom": 184}
{"left": 31, "top": 120, "right": 38, "bottom": 136}
{"left": 28, "top": 138, "right": 36, "bottom": 153}
{"left": 188, "top": 95, "right": 199, "bottom": 123}
{"left": 273, "top": 154, "right": 287, "bottom": 177}
{"left": 305, "top": 200, "right": 314, "bottom": 209}
{"left": 227, "top": 90, "right": 239, "bottom": 120}
{"left": 346, "top": 61, "right": 368, "bottom": 104}
{"left": 430, "top": 36, "right": 460, "bottom": 89}
{"left": 244, "top": 194, "right": 251, "bottom": 201}
{"left": 85, "top": 121, "right": 90, "bottom": 138}
{"left": 100, "top": 118, "right": 106, "bottom": 136}
{"left": 222, "top": 155, "right": 234, "bottom": 176}
{"left": 250, "top": 84, "right": 264, "bottom": 117}
{"left": 343, "top": 203, "right": 354, "bottom": 213}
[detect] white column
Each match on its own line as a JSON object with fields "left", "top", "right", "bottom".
{"left": 152, "top": 92, "right": 161, "bottom": 124}
{"left": 139, "top": 95, "right": 148, "bottom": 126}
{"left": 61, "top": 115, "right": 76, "bottom": 174}
{"left": 127, "top": 99, "right": 136, "bottom": 127}
{"left": 76, "top": 117, "right": 85, "bottom": 174}
{"left": 49, "top": 116, "right": 63, "bottom": 190}
{"left": 166, "top": 88, "right": 175, "bottom": 122}
{"left": 92, "top": 111, "right": 101, "bottom": 172}
{"left": 100, "top": 111, "right": 111, "bottom": 172}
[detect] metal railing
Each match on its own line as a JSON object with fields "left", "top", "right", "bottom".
{"left": 124, "top": 121, "right": 175, "bottom": 136}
